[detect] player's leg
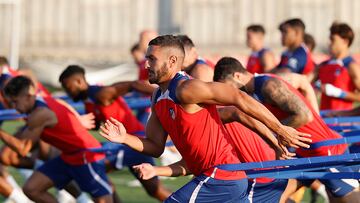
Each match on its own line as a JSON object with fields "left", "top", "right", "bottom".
{"left": 279, "top": 179, "right": 306, "bottom": 203}
{"left": 23, "top": 171, "right": 57, "bottom": 203}
{"left": 23, "top": 156, "right": 72, "bottom": 203}
{"left": 319, "top": 167, "right": 360, "bottom": 203}
{"left": 309, "top": 180, "right": 329, "bottom": 203}
{"left": 71, "top": 159, "right": 113, "bottom": 203}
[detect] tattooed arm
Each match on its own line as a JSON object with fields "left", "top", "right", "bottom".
{"left": 262, "top": 78, "right": 313, "bottom": 128}
{"left": 276, "top": 73, "right": 319, "bottom": 114}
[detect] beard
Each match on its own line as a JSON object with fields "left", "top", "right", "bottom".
{"left": 148, "top": 63, "right": 168, "bottom": 84}
{"left": 72, "top": 90, "right": 88, "bottom": 102}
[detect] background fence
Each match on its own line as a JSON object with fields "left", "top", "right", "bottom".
{"left": 0, "top": 0, "right": 359, "bottom": 66}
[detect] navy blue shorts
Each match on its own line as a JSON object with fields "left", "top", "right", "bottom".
{"left": 102, "top": 142, "right": 155, "bottom": 170}
{"left": 247, "top": 179, "right": 288, "bottom": 203}
{"left": 300, "top": 166, "right": 359, "bottom": 197}
{"left": 38, "top": 156, "right": 112, "bottom": 198}
{"left": 165, "top": 174, "right": 249, "bottom": 203}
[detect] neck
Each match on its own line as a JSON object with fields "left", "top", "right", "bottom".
{"left": 252, "top": 43, "right": 264, "bottom": 52}
{"left": 243, "top": 74, "right": 255, "bottom": 94}
{"left": 288, "top": 40, "right": 303, "bottom": 51}
{"left": 158, "top": 71, "right": 179, "bottom": 92}
{"left": 333, "top": 50, "right": 349, "bottom": 59}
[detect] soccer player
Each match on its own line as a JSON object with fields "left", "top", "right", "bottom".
{"left": 312, "top": 23, "right": 360, "bottom": 111}
{"left": 99, "top": 35, "right": 311, "bottom": 202}
{"left": 59, "top": 65, "right": 171, "bottom": 201}
{"left": 177, "top": 35, "right": 215, "bottom": 82}
{"left": 133, "top": 106, "right": 292, "bottom": 203}
{"left": 274, "top": 18, "right": 315, "bottom": 76}
{"left": 1, "top": 76, "right": 113, "bottom": 203}
{"left": 213, "top": 57, "right": 360, "bottom": 202}
{"left": 246, "top": 24, "right": 275, "bottom": 74}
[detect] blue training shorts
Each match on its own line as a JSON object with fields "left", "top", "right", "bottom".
{"left": 165, "top": 174, "right": 249, "bottom": 203}
{"left": 247, "top": 179, "right": 288, "bottom": 203}
{"left": 38, "top": 156, "right": 112, "bottom": 198}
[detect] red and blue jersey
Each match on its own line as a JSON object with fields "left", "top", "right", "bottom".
{"left": 85, "top": 85, "right": 144, "bottom": 135}
{"left": 276, "top": 44, "right": 315, "bottom": 75}
{"left": 319, "top": 56, "right": 356, "bottom": 110}
{"left": 35, "top": 96, "right": 105, "bottom": 165}
{"left": 253, "top": 74, "right": 346, "bottom": 157}
{"left": 246, "top": 48, "right": 269, "bottom": 74}
{"left": 153, "top": 72, "right": 246, "bottom": 180}
{"left": 224, "top": 122, "right": 275, "bottom": 183}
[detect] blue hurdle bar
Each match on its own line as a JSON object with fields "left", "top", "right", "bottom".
{"left": 323, "top": 116, "right": 360, "bottom": 124}
{"left": 217, "top": 153, "right": 360, "bottom": 171}
{"left": 249, "top": 172, "right": 360, "bottom": 179}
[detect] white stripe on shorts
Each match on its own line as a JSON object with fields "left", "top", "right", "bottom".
{"left": 87, "top": 163, "right": 113, "bottom": 195}
{"left": 329, "top": 168, "right": 359, "bottom": 188}
{"left": 189, "top": 168, "right": 217, "bottom": 203}
{"left": 247, "top": 179, "right": 256, "bottom": 203}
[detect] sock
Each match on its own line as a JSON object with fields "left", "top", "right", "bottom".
{"left": 57, "top": 189, "right": 76, "bottom": 203}
{"left": 8, "top": 188, "right": 30, "bottom": 203}
{"left": 77, "top": 193, "right": 95, "bottom": 203}
{"left": 316, "top": 184, "right": 329, "bottom": 203}
{"left": 6, "top": 175, "right": 21, "bottom": 190}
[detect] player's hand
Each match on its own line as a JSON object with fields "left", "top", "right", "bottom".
{"left": 277, "top": 125, "right": 312, "bottom": 149}
{"left": 79, "top": 113, "right": 96, "bottom": 129}
{"left": 275, "top": 144, "right": 296, "bottom": 160}
{"left": 133, "top": 163, "right": 156, "bottom": 180}
{"left": 99, "top": 117, "right": 127, "bottom": 144}
{"left": 19, "top": 139, "right": 32, "bottom": 157}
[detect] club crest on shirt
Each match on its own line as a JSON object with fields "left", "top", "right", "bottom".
{"left": 335, "top": 68, "right": 341, "bottom": 76}
{"left": 169, "top": 108, "right": 175, "bottom": 120}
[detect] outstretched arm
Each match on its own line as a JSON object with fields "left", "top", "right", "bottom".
{"left": 133, "top": 158, "right": 190, "bottom": 180}
{"left": 218, "top": 107, "right": 295, "bottom": 159}
{"left": 277, "top": 73, "right": 319, "bottom": 113}
{"left": 100, "top": 116, "right": 167, "bottom": 158}
{"left": 262, "top": 78, "right": 314, "bottom": 128}
{"left": 0, "top": 130, "right": 32, "bottom": 157}
{"left": 100, "top": 96, "right": 168, "bottom": 157}
{"left": 176, "top": 79, "right": 312, "bottom": 148}
{"left": 96, "top": 80, "right": 157, "bottom": 105}
{"left": 0, "top": 107, "right": 56, "bottom": 156}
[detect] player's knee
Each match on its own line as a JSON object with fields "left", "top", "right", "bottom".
{"left": 145, "top": 181, "right": 169, "bottom": 200}
{"left": 23, "top": 181, "right": 40, "bottom": 199}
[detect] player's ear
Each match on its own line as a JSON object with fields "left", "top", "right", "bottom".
{"left": 28, "top": 85, "right": 36, "bottom": 96}
{"left": 233, "top": 72, "right": 242, "bottom": 80}
{"left": 169, "top": 55, "right": 177, "bottom": 68}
